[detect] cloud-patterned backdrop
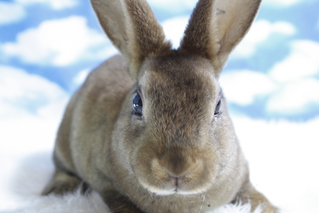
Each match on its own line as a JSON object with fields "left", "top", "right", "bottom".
{"left": 0, "top": 0, "right": 318, "bottom": 212}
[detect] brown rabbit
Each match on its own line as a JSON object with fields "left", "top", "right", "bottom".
{"left": 42, "top": 0, "right": 278, "bottom": 212}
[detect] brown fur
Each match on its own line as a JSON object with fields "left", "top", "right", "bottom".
{"left": 42, "top": 0, "right": 278, "bottom": 212}
{"left": 181, "top": 0, "right": 261, "bottom": 76}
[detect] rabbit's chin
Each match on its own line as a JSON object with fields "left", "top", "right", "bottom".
{"left": 138, "top": 178, "right": 212, "bottom": 196}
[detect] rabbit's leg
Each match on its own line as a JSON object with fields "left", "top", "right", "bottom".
{"left": 101, "top": 189, "right": 144, "bottom": 213}
{"left": 42, "top": 169, "right": 89, "bottom": 195}
{"left": 235, "top": 181, "right": 279, "bottom": 213}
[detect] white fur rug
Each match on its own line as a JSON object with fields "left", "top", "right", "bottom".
{"left": 1, "top": 115, "right": 319, "bottom": 213}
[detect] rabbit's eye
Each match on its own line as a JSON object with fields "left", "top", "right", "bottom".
{"left": 132, "top": 93, "right": 143, "bottom": 117}
{"left": 214, "top": 99, "right": 222, "bottom": 117}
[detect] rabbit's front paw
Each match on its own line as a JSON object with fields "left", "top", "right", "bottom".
{"left": 101, "top": 189, "right": 144, "bottom": 213}
{"left": 42, "top": 170, "right": 89, "bottom": 195}
{"left": 234, "top": 181, "right": 279, "bottom": 213}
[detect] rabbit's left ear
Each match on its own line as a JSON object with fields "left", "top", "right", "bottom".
{"left": 90, "top": 0, "right": 171, "bottom": 80}
{"left": 180, "top": 0, "right": 261, "bottom": 77}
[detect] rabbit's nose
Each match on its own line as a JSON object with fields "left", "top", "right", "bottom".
{"left": 149, "top": 157, "right": 208, "bottom": 194}
{"left": 152, "top": 156, "right": 202, "bottom": 181}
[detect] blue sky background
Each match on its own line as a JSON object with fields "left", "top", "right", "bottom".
{"left": 0, "top": 0, "right": 319, "bottom": 141}
{"left": 1, "top": 0, "right": 319, "bottom": 124}
{"left": 0, "top": 1, "right": 319, "bottom": 212}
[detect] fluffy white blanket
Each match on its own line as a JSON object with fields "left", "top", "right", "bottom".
{"left": 1, "top": 116, "right": 318, "bottom": 213}
{"left": 0, "top": 152, "right": 261, "bottom": 213}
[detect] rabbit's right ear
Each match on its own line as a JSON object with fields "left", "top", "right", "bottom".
{"left": 180, "top": 0, "right": 261, "bottom": 77}
{"left": 90, "top": 0, "right": 171, "bottom": 80}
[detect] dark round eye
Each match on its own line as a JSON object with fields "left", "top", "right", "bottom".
{"left": 132, "top": 93, "right": 143, "bottom": 117}
{"left": 214, "top": 99, "right": 222, "bottom": 117}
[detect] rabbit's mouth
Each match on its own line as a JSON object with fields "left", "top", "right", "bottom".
{"left": 136, "top": 157, "right": 215, "bottom": 196}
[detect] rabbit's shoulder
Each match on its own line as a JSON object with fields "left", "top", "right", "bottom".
{"left": 71, "top": 54, "right": 133, "bottom": 138}
{"left": 77, "top": 55, "right": 133, "bottom": 109}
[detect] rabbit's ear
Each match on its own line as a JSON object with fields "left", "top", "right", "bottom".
{"left": 180, "top": 0, "right": 261, "bottom": 77}
{"left": 91, "top": 0, "right": 171, "bottom": 79}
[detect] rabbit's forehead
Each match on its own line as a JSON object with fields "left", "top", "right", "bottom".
{"left": 139, "top": 56, "right": 219, "bottom": 100}
{"left": 138, "top": 56, "right": 220, "bottom": 120}
{"left": 142, "top": 69, "right": 217, "bottom": 98}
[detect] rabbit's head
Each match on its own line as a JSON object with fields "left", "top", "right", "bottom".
{"left": 91, "top": 0, "right": 261, "bottom": 196}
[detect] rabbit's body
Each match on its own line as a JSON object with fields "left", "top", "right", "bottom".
{"left": 43, "top": 0, "right": 278, "bottom": 212}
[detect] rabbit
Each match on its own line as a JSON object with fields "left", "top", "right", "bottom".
{"left": 42, "top": 0, "right": 279, "bottom": 212}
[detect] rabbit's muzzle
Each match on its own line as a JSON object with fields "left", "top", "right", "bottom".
{"left": 135, "top": 145, "right": 216, "bottom": 196}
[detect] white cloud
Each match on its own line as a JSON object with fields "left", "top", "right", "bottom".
{"left": 73, "top": 69, "right": 90, "bottom": 86}
{"left": 0, "top": 2, "right": 26, "bottom": 25}
{"left": 148, "top": 0, "right": 196, "bottom": 13}
{"left": 220, "top": 70, "right": 277, "bottom": 105}
{"left": 264, "top": 0, "right": 303, "bottom": 7}
{"left": 270, "top": 40, "right": 319, "bottom": 83}
{"left": 223, "top": 39, "right": 319, "bottom": 115}
{"left": 267, "top": 78, "right": 319, "bottom": 114}
{"left": 0, "top": 66, "right": 68, "bottom": 118}
{"left": 161, "top": 16, "right": 189, "bottom": 48}
{"left": 16, "top": 0, "right": 78, "bottom": 10}
{"left": 232, "top": 20, "right": 296, "bottom": 58}
{"left": 2, "top": 16, "right": 115, "bottom": 66}
{"left": 265, "top": 40, "right": 319, "bottom": 114}
{"left": 0, "top": 66, "right": 69, "bottom": 153}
